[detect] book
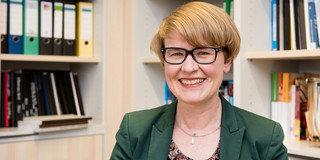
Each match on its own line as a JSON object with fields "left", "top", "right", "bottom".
{"left": 283, "top": 0, "right": 291, "bottom": 50}
{"left": 294, "top": 0, "right": 307, "bottom": 49}
{"left": 73, "top": 73, "right": 85, "bottom": 115}
{"left": 272, "top": 0, "right": 278, "bottom": 51}
{"left": 18, "top": 114, "right": 92, "bottom": 133}
{"left": 289, "top": 0, "right": 297, "bottom": 50}
{"left": 308, "top": 0, "right": 319, "bottom": 49}
{"left": 19, "top": 114, "right": 91, "bottom": 125}
{"left": 271, "top": 72, "right": 279, "bottom": 123}
{"left": 50, "top": 72, "right": 62, "bottom": 115}
{"left": 294, "top": 78, "right": 308, "bottom": 141}
{"left": 278, "top": 0, "right": 284, "bottom": 50}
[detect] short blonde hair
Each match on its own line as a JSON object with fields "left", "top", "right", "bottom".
{"left": 150, "top": 1, "right": 240, "bottom": 64}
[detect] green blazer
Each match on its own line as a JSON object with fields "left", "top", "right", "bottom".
{"left": 110, "top": 95, "right": 288, "bottom": 160}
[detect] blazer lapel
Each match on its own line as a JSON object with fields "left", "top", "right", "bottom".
{"left": 148, "top": 102, "right": 176, "bottom": 160}
{"left": 219, "top": 95, "right": 245, "bottom": 160}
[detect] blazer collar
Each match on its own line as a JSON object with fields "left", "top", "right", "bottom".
{"left": 219, "top": 94, "right": 245, "bottom": 160}
{"left": 148, "top": 95, "right": 245, "bottom": 160}
{"left": 148, "top": 101, "right": 176, "bottom": 160}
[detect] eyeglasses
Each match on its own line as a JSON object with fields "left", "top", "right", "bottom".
{"left": 160, "top": 47, "right": 221, "bottom": 65}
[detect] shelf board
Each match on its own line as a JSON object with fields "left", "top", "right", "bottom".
{"left": 246, "top": 49, "right": 320, "bottom": 60}
{"left": 0, "top": 128, "right": 35, "bottom": 138}
{"left": 142, "top": 57, "right": 161, "bottom": 64}
{"left": 0, "top": 54, "right": 100, "bottom": 63}
{"left": 0, "top": 123, "right": 105, "bottom": 143}
{"left": 286, "top": 140, "right": 320, "bottom": 158}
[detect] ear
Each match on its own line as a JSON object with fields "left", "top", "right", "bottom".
{"left": 223, "top": 59, "right": 232, "bottom": 73}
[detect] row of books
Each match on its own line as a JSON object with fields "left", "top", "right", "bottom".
{"left": 219, "top": 80, "right": 233, "bottom": 105}
{"left": 164, "top": 81, "right": 176, "bottom": 105}
{"left": 164, "top": 80, "right": 234, "bottom": 105}
{"left": 271, "top": 72, "right": 320, "bottom": 142}
{"left": 271, "top": 0, "right": 320, "bottom": 51}
{"left": 0, "top": 0, "right": 93, "bottom": 57}
{"left": 0, "top": 70, "right": 85, "bottom": 128}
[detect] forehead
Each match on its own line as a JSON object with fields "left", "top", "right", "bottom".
{"left": 164, "top": 31, "right": 209, "bottom": 48}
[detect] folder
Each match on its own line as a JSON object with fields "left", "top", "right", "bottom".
{"left": 23, "top": 0, "right": 39, "bottom": 55}
{"left": 39, "top": 0, "right": 53, "bottom": 55}
{"left": 53, "top": 0, "right": 63, "bottom": 55}
{"left": 76, "top": 2, "right": 93, "bottom": 57}
{"left": 0, "top": 0, "right": 8, "bottom": 53}
{"left": 8, "top": 0, "right": 23, "bottom": 54}
{"left": 63, "top": 0, "right": 76, "bottom": 56}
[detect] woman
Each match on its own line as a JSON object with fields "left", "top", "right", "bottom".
{"left": 111, "top": 2, "right": 288, "bottom": 160}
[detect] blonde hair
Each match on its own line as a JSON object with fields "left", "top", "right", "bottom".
{"left": 150, "top": 1, "right": 240, "bottom": 64}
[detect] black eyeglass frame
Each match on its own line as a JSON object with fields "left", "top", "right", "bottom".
{"left": 160, "top": 47, "right": 221, "bottom": 65}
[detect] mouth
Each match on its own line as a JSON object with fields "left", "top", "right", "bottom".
{"left": 179, "top": 78, "right": 205, "bottom": 85}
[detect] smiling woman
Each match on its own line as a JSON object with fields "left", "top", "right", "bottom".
{"left": 110, "top": 2, "right": 288, "bottom": 160}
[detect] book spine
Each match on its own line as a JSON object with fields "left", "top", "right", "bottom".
{"left": 289, "top": 0, "right": 297, "bottom": 50}
{"left": 294, "top": 86, "right": 301, "bottom": 141}
{"left": 73, "top": 73, "right": 85, "bottom": 115}
{"left": 272, "top": 0, "right": 278, "bottom": 51}
{"left": 41, "top": 72, "right": 51, "bottom": 115}
{"left": 309, "top": 0, "right": 318, "bottom": 49}
{"left": 272, "top": 72, "right": 278, "bottom": 102}
{"left": 69, "top": 72, "right": 81, "bottom": 116}
{"left": 278, "top": 72, "right": 283, "bottom": 102}
{"left": 50, "top": 72, "right": 62, "bottom": 115}
{"left": 4, "top": 71, "right": 9, "bottom": 127}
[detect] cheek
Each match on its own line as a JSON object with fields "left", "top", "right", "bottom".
{"left": 164, "top": 64, "right": 179, "bottom": 79}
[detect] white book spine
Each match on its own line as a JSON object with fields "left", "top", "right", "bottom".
{"left": 305, "top": 0, "right": 312, "bottom": 49}
{"left": 50, "top": 72, "right": 62, "bottom": 115}
{"left": 70, "top": 72, "right": 81, "bottom": 116}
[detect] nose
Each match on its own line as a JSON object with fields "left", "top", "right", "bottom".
{"left": 181, "top": 54, "right": 199, "bottom": 72}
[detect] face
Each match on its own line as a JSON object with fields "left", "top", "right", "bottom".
{"left": 164, "top": 31, "right": 232, "bottom": 106}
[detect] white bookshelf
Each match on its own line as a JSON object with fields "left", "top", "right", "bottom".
{"left": 235, "top": 0, "right": 320, "bottom": 159}
{"left": 0, "top": 0, "right": 107, "bottom": 159}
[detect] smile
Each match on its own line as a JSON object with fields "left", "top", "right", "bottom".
{"left": 180, "top": 79, "right": 205, "bottom": 85}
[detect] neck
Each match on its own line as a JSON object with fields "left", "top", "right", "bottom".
{"left": 175, "top": 95, "right": 222, "bottom": 131}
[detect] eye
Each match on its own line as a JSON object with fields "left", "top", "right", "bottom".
{"left": 166, "top": 49, "right": 185, "bottom": 57}
{"left": 197, "top": 51, "right": 211, "bottom": 55}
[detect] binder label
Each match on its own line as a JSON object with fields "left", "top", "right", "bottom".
{"left": 64, "top": 4, "right": 75, "bottom": 40}
{"left": 25, "top": 0, "right": 38, "bottom": 37}
{"left": 0, "top": 1, "right": 7, "bottom": 34}
{"left": 40, "top": 2, "right": 52, "bottom": 38}
{"left": 80, "top": 5, "right": 92, "bottom": 40}
{"left": 9, "top": 0, "right": 23, "bottom": 35}
{"left": 54, "top": 2, "right": 63, "bottom": 38}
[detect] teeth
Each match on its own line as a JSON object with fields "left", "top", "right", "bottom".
{"left": 181, "top": 79, "right": 204, "bottom": 85}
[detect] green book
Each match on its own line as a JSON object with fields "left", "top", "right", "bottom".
{"left": 224, "top": 0, "right": 232, "bottom": 15}
{"left": 271, "top": 72, "right": 278, "bottom": 102}
{"left": 23, "top": 0, "right": 39, "bottom": 55}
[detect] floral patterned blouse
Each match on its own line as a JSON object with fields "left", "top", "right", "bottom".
{"left": 168, "top": 140, "right": 220, "bottom": 160}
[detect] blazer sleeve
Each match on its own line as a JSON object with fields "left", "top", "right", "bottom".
{"left": 265, "top": 122, "right": 288, "bottom": 160}
{"left": 110, "top": 114, "right": 132, "bottom": 160}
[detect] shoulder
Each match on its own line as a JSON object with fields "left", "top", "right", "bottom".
{"left": 232, "top": 106, "right": 287, "bottom": 159}
{"left": 233, "top": 106, "right": 275, "bottom": 129}
{"left": 232, "top": 106, "right": 278, "bottom": 140}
